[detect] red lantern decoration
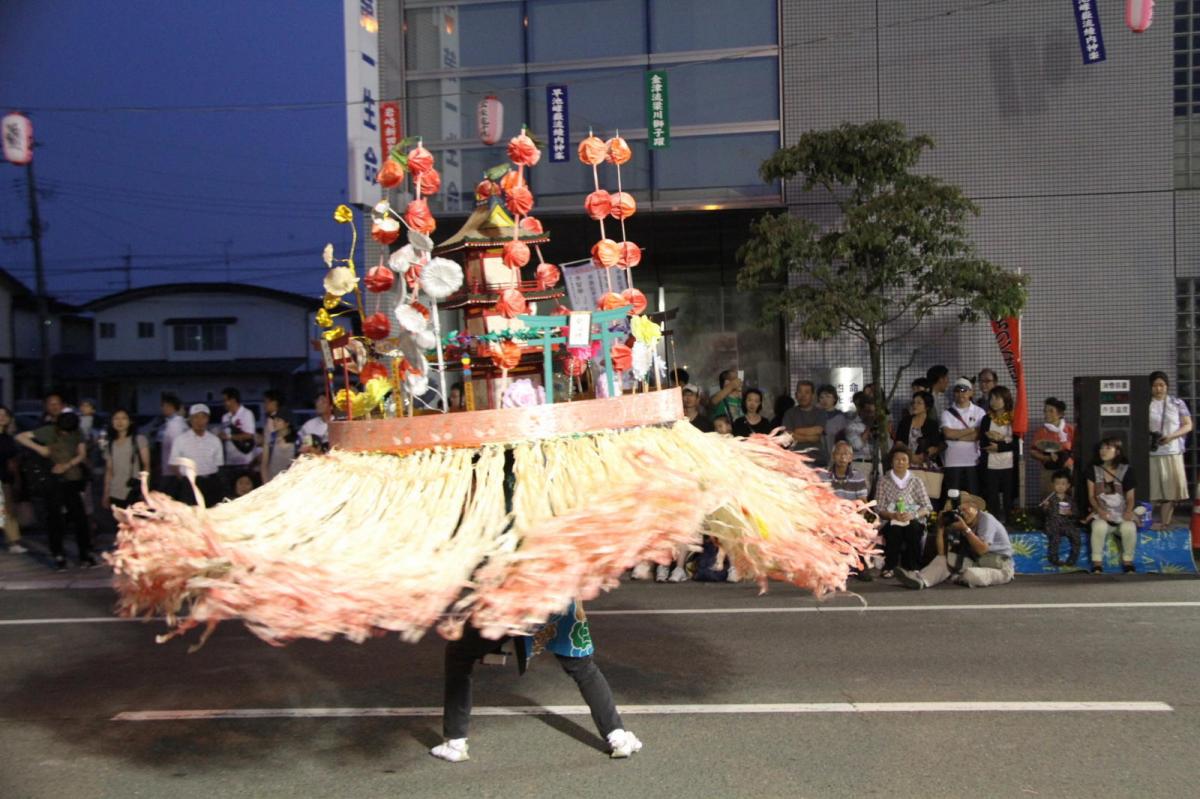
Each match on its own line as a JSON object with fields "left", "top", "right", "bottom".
{"left": 362, "top": 313, "right": 391, "bottom": 340}
{"left": 609, "top": 192, "right": 637, "bottom": 220}
{"left": 507, "top": 132, "right": 541, "bottom": 167}
{"left": 407, "top": 144, "right": 434, "bottom": 176}
{"left": 591, "top": 239, "right": 621, "bottom": 268}
{"left": 502, "top": 240, "right": 531, "bottom": 268}
{"left": 370, "top": 221, "right": 401, "bottom": 245}
{"left": 618, "top": 241, "right": 642, "bottom": 268}
{"left": 597, "top": 292, "right": 628, "bottom": 311}
{"left": 520, "top": 215, "right": 544, "bottom": 234}
{"left": 404, "top": 198, "right": 436, "bottom": 235}
{"left": 360, "top": 361, "right": 389, "bottom": 383}
{"left": 564, "top": 356, "right": 588, "bottom": 377}
{"left": 536, "top": 262, "right": 561, "bottom": 289}
{"left": 415, "top": 168, "right": 441, "bottom": 195}
{"left": 606, "top": 136, "right": 632, "bottom": 165}
{"left": 500, "top": 169, "right": 522, "bottom": 193}
{"left": 584, "top": 190, "right": 612, "bottom": 220}
{"left": 496, "top": 288, "right": 528, "bottom": 318}
{"left": 621, "top": 288, "right": 647, "bottom": 315}
{"left": 475, "top": 179, "right": 498, "bottom": 201}
{"left": 489, "top": 340, "right": 523, "bottom": 370}
{"left": 505, "top": 184, "right": 534, "bottom": 216}
{"left": 477, "top": 95, "right": 504, "bottom": 145}
{"left": 577, "top": 135, "right": 606, "bottom": 166}
{"left": 376, "top": 158, "right": 404, "bottom": 188}
{"left": 611, "top": 343, "right": 633, "bottom": 372}
{"left": 1126, "top": 0, "right": 1154, "bottom": 33}
{"left": 364, "top": 265, "right": 395, "bottom": 293}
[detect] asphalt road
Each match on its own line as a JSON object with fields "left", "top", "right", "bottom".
{"left": 1, "top": 574, "right": 1198, "bottom": 799}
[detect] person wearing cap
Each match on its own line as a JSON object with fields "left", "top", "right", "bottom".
{"left": 168, "top": 404, "right": 224, "bottom": 506}
{"left": 940, "top": 377, "right": 985, "bottom": 497}
{"left": 681, "top": 384, "right": 713, "bottom": 433}
{"left": 895, "top": 491, "right": 1014, "bottom": 589}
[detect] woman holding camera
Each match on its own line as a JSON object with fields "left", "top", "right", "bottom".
{"left": 874, "top": 444, "right": 932, "bottom": 578}
{"left": 102, "top": 409, "right": 151, "bottom": 514}
{"left": 1147, "top": 371, "right": 1191, "bottom": 529}
{"left": 895, "top": 491, "right": 1014, "bottom": 589}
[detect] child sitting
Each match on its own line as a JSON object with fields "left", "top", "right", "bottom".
{"left": 1040, "top": 469, "right": 1080, "bottom": 568}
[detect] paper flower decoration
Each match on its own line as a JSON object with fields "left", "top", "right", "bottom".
{"left": 408, "top": 229, "right": 434, "bottom": 252}
{"left": 323, "top": 294, "right": 341, "bottom": 310}
{"left": 621, "top": 288, "right": 648, "bottom": 315}
{"left": 371, "top": 217, "right": 401, "bottom": 245}
{"left": 419, "top": 257, "right": 464, "bottom": 300}
{"left": 360, "top": 362, "right": 389, "bottom": 384}
{"left": 407, "top": 144, "right": 434, "bottom": 176}
{"left": 362, "top": 313, "right": 391, "bottom": 340}
{"left": 535, "top": 262, "right": 560, "bottom": 289}
{"left": 503, "top": 239, "right": 531, "bottom": 268}
{"left": 323, "top": 326, "right": 347, "bottom": 341}
{"left": 389, "top": 244, "right": 418, "bottom": 271}
{"left": 597, "top": 292, "right": 628, "bottom": 311}
{"left": 630, "top": 314, "right": 662, "bottom": 347}
{"left": 404, "top": 198, "right": 436, "bottom": 235}
{"left": 364, "top": 265, "right": 395, "bottom": 293}
{"left": 611, "top": 342, "right": 633, "bottom": 372}
{"left": 489, "top": 339, "right": 523, "bottom": 370}
{"left": 585, "top": 190, "right": 612, "bottom": 220}
{"left": 500, "top": 169, "right": 522, "bottom": 193}
{"left": 333, "top": 205, "right": 354, "bottom": 223}
{"left": 394, "top": 303, "right": 429, "bottom": 334}
{"left": 520, "top": 216, "right": 544, "bottom": 234}
{"left": 507, "top": 132, "right": 541, "bottom": 167}
{"left": 606, "top": 136, "right": 632, "bottom": 165}
{"left": 496, "top": 288, "right": 528, "bottom": 318}
{"left": 564, "top": 356, "right": 588, "bottom": 377}
{"left": 415, "top": 168, "right": 441, "bottom": 195}
{"left": 323, "top": 266, "right": 358, "bottom": 297}
{"left": 405, "top": 372, "right": 429, "bottom": 396}
{"left": 475, "top": 179, "right": 499, "bottom": 201}
{"left": 578, "top": 135, "right": 606, "bottom": 166}
{"left": 505, "top": 184, "right": 534, "bottom": 216}
{"left": 609, "top": 192, "right": 637, "bottom": 220}
{"left": 315, "top": 308, "right": 333, "bottom": 328}
{"left": 500, "top": 379, "right": 546, "bottom": 408}
{"left": 377, "top": 159, "right": 404, "bottom": 188}
{"left": 322, "top": 243, "right": 334, "bottom": 267}
{"left": 415, "top": 327, "right": 437, "bottom": 351}
{"left": 618, "top": 241, "right": 642, "bottom": 268}
{"left": 631, "top": 341, "right": 654, "bottom": 380}
{"left": 363, "top": 376, "right": 392, "bottom": 410}
{"left": 591, "top": 239, "right": 621, "bottom": 268}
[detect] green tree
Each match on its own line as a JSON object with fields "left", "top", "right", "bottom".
{"left": 737, "top": 120, "right": 1025, "bottom": 472}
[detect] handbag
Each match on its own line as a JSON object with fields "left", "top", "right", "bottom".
{"left": 912, "top": 467, "right": 943, "bottom": 498}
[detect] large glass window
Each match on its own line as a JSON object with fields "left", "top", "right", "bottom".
{"left": 650, "top": 0, "right": 777, "bottom": 52}
{"left": 527, "top": 0, "right": 647, "bottom": 63}
{"left": 652, "top": 132, "right": 780, "bottom": 203}
{"left": 172, "top": 323, "right": 227, "bottom": 353}
{"left": 658, "top": 59, "right": 778, "bottom": 127}
{"left": 405, "top": 3, "right": 524, "bottom": 71}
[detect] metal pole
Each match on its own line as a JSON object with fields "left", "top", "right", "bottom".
{"left": 25, "top": 159, "right": 51, "bottom": 394}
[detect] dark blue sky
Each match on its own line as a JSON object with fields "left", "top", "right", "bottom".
{"left": 0, "top": 1, "right": 349, "bottom": 305}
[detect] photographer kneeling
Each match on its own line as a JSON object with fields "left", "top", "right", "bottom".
{"left": 895, "top": 492, "right": 1014, "bottom": 589}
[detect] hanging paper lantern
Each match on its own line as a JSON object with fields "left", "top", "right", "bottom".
{"left": 505, "top": 184, "right": 534, "bottom": 216}
{"left": 360, "top": 362, "right": 389, "bottom": 384}
{"left": 362, "top": 313, "right": 391, "bottom": 340}
{"left": 606, "top": 136, "right": 632, "bottom": 165}
{"left": 503, "top": 240, "right": 531, "bottom": 268}
{"left": 597, "top": 292, "right": 628, "bottom": 311}
{"left": 535, "top": 262, "right": 560, "bottom": 289}
{"left": 1126, "top": 0, "right": 1154, "bottom": 32}
{"left": 496, "top": 288, "right": 528, "bottom": 318}
{"left": 618, "top": 241, "right": 642, "bottom": 268}
{"left": 371, "top": 218, "right": 401, "bottom": 245}
{"left": 415, "top": 168, "right": 441, "bottom": 196}
{"left": 520, "top": 215, "right": 544, "bottom": 234}
{"left": 584, "top": 190, "right": 612, "bottom": 220}
{"left": 621, "top": 288, "right": 648, "bottom": 315}
{"left": 404, "top": 198, "right": 436, "bottom": 235}
{"left": 578, "top": 134, "right": 607, "bottom": 166}
{"left": 376, "top": 158, "right": 405, "bottom": 188}
{"left": 407, "top": 144, "right": 434, "bottom": 176}
{"left": 489, "top": 339, "right": 523, "bottom": 370}
{"left": 364, "top": 265, "right": 395, "bottom": 293}
{"left": 611, "top": 343, "right": 633, "bottom": 372}
{"left": 477, "top": 94, "right": 504, "bottom": 145}
{"left": 507, "top": 132, "right": 541, "bottom": 167}
{"left": 609, "top": 192, "right": 637, "bottom": 220}
{"left": 591, "top": 238, "right": 621, "bottom": 268}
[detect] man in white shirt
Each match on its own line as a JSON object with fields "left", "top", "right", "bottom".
{"left": 218, "top": 386, "right": 255, "bottom": 498}
{"left": 940, "top": 377, "right": 985, "bottom": 497}
{"left": 169, "top": 404, "right": 224, "bottom": 506}
{"left": 158, "top": 394, "right": 189, "bottom": 480}
{"left": 298, "top": 394, "right": 332, "bottom": 454}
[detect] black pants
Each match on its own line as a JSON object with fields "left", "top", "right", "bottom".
{"left": 1045, "top": 520, "right": 1082, "bottom": 566}
{"left": 882, "top": 520, "right": 925, "bottom": 572}
{"left": 42, "top": 478, "right": 91, "bottom": 560}
{"left": 942, "top": 466, "right": 979, "bottom": 499}
{"left": 442, "top": 625, "right": 623, "bottom": 740}
{"left": 981, "top": 466, "right": 1016, "bottom": 523}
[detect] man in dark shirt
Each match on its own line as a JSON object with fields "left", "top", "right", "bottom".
{"left": 781, "top": 380, "right": 828, "bottom": 466}
{"left": 682, "top": 385, "right": 714, "bottom": 432}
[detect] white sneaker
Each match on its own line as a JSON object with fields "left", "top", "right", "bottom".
{"left": 607, "top": 729, "right": 643, "bottom": 758}
{"left": 430, "top": 738, "right": 469, "bottom": 762}
{"left": 668, "top": 566, "right": 688, "bottom": 583}
{"left": 726, "top": 565, "right": 739, "bottom": 583}
{"left": 631, "top": 563, "right": 652, "bottom": 581}
{"left": 7, "top": 543, "right": 28, "bottom": 554}
{"left": 655, "top": 564, "right": 669, "bottom": 582}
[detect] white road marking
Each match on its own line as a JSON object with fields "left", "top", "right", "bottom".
{"left": 112, "top": 701, "right": 1173, "bottom": 722}
{"left": 5, "top": 601, "right": 1200, "bottom": 627}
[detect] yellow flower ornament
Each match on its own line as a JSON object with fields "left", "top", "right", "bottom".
{"left": 333, "top": 205, "right": 354, "bottom": 224}
{"left": 630, "top": 314, "right": 662, "bottom": 347}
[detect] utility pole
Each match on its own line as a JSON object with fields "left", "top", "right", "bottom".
{"left": 124, "top": 244, "right": 132, "bottom": 290}
{"left": 26, "top": 158, "right": 51, "bottom": 394}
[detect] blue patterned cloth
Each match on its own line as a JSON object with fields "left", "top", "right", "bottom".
{"left": 1010, "top": 528, "right": 1197, "bottom": 574}
{"left": 519, "top": 599, "right": 594, "bottom": 661}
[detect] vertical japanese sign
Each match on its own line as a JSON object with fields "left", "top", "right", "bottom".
{"left": 547, "top": 85, "right": 569, "bottom": 163}
{"left": 645, "top": 70, "right": 669, "bottom": 149}
{"left": 379, "top": 101, "right": 401, "bottom": 156}
{"left": 439, "top": 6, "right": 463, "bottom": 212}
{"left": 1072, "top": 0, "right": 1105, "bottom": 65}
{"left": 343, "top": 0, "right": 381, "bottom": 206}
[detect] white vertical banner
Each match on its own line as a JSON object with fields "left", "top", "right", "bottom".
{"left": 344, "top": 0, "right": 382, "bottom": 207}
{"left": 438, "top": 5, "right": 463, "bottom": 212}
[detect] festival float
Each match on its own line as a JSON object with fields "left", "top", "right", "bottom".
{"left": 107, "top": 129, "right": 877, "bottom": 651}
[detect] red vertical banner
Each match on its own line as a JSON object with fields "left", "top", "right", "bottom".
{"left": 990, "top": 317, "right": 1028, "bottom": 435}
{"left": 380, "top": 101, "right": 401, "bottom": 155}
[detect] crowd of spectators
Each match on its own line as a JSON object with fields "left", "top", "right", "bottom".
{"left": 0, "top": 387, "right": 332, "bottom": 570}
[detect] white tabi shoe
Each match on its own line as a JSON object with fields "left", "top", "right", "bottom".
{"left": 430, "top": 738, "right": 469, "bottom": 762}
